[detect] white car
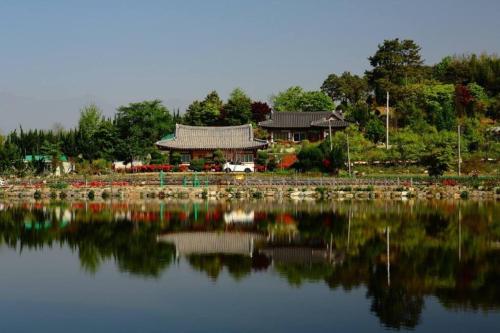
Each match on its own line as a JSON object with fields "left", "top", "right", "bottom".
{"left": 0, "top": 178, "right": 5, "bottom": 186}
{"left": 223, "top": 161, "right": 255, "bottom": 173}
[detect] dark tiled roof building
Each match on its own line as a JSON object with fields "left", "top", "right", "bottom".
{"left": 156, "top": 124, "right": 267, "bottom": 163}
{"left": 259, "top": 111, "right": 349, "bottom": 142}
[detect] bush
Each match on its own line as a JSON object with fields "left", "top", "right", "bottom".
{"left": 170, "top": 152, "right": 182, "bottom": 166}
{"left": 102, "top": 190, "right": 110, "bottom": 199}
{"left": 87, "top": 190, "right": 95, "bottom": 200}
{"left": 49, "top": 181, "right": 68, "bottom": 190}
{"left": 213, "top": 149, "right": 226, "bottom": 165}
{"left": 460, "top": 191, "right": 469, "bottom": 199}
{"left": 295, "top": 143, "right": 323, "bottom": 172}
{"left": 59, "top": 192, "right": 67, "bottom": 200}
{"left": 189, "top": 158, "right": 205, "bottom": 172}
{"left": 34, "top": 190, "right": 42, "bottom": 200}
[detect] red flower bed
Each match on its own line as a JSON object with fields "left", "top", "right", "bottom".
{"left": 129, "top": 164, "right": 174, "bottom": 173}
{"left": 255, "top": 165, "right": 266, "bottom": 172}
{"left": 442, "top": 179, "right": 458, "bottom": 186}
{"left": 278, "top": 154, "right": 297, "bottom": 169}
{"left": 203, "top": 163, "right": 222, "bottom": 172}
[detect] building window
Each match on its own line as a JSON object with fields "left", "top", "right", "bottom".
{"left": 236, "top": 153, "right": 254, "bottom": 163}
{"left": 181, "top": 153, "right": 191, "bottom": 163}
{"left": 293, "top": 132, "right": 306, "bottom": 142}
{"left": 275, "top": 131, "right": 289, "bottom": 141}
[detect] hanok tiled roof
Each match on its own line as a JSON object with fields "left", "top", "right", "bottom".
{"left": 156, "top": 124, "right": 268, "bottom": 150}
{"left": 259, "top": 111, "right": 349, "bottom": 129}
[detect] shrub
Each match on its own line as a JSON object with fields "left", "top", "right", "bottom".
{"left": 49, "top": 181, "right": 68, "bottom": 190}
{"left": 213, "top": 149, "right": 226, "bottom": 165}
{"left": 59, "top": 192, "right": 67, "bottom": 200}
{"left": 102, "top": 190, "right": 110, "bottom": 199}
{"left": 189, "top": 158, "right": 205, "bottom": 172}
{"left": 87, "top": 190, "right": 95, "bottom": 200}
{"left": 460, "top": 191, "right": 469, "bottom": 199}
{"left": 34, "top": 190, "right": 42, "bottom": 200}
{"left": 170, "top": 152, "right": 182, "bottom": 166}
{"left": 295, "top": 143, "right": 323, "bottom": 172}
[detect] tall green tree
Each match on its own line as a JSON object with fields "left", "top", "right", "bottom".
{"left": 78, "top": 104, "right": 103, "bottom": 160}
{"left": 366, "top": 39, "right": 425, "bottom": 104}
{"left": 115, "top": 100, "right": 174, "bottom": 162}
{"left": 271, "top": 86, "right": 334, "bottom": 112}
{"left": 321, "top": 71, "right": 369, "bottom": 106}
{"left": 221, "top": 88, "right": 252, "bottom": 125}
{"left": 183, "top": 91, "right": 224, "bottom": 126}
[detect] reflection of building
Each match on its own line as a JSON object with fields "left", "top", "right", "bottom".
{"left": 261, "top": 247, "right": 337, "bottom": 264}
{"left": 158, "top": 232, "right": 265, "bottom": 257}
{"left": 224, "top": 210, "right": 254, "bottom": 224}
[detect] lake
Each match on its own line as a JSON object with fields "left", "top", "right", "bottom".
{"left": 0, "top": 199, "right": 499, "bottom": 332}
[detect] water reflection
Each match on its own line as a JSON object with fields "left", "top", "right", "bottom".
{"left": 0, "top": 199, "right": 499, "bottom": 330}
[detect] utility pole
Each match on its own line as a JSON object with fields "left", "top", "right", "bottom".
{"left": 386, "top": 91, "right": 390, "bottom": 150}
{"left": 328, "top": 118, "right": 333, "bottom": 151}
{"left": 347, "top": 134, "right": 351, "bottom": 177}
{"left": 458, "top": 125, "right": 461, "bottom": 176}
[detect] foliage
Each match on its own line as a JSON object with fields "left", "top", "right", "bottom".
{"left": 344, "top": 101, "right": 372, "bottom": 129}
{"left": 366, "top": 38, "right": 425, "bottom": 104}
{"left": 433, "top": 53, "right": 500, "bottom": 96}
{"left": 391, "top": 128, "right": 426, "bottom": 164}
{"left": 115, "top": 100, "right": 174, "bottom": 162}
{"left": 78, "top": 104, "right": 103, "bottom": 160}
{"left": 256, "top": 150, "right": 268, "bottom": 166}
{"left": 220, "top": 88, "right": 252, "bottom": 125}
{"left": 251, "top": 101, "right": 272, "bottom": 123}
{"left": 321, "top": 71, "right": 369, "bottom": 106}
{"left": 183, "top": 91, "right": 224, "bottom": 126}
{"left": 170, "top": 152, "right": 182, "bottom": 166}
{"left": 365, "top": 118, "right": 386, "bottom": 143}
{"left": 271, "top": 86, "right": 335, "bottom": 112}
{"left": 189, "top": 158, "right": 205, "bottom": 172}
{"left": 295, "top": 142, "right": 324, "bottom": 172}
{"left": 421, "top": 131, "right": 456, "bottom": 177}
{"left": 213, "top": 149, "right": 226, "bottom": 165}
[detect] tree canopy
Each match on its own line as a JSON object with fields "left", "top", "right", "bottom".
{"left": 271, "top": 86, "right": 335, "bottom": 112}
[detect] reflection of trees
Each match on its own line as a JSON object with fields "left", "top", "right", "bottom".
{"left": 0, "top": 206, "right": 174, "bottom": 278}
{"left": 1, "top": 200, "right": 500, "bottom": 329}
{"left": 187, "top": 253, "right": 270, "bottom": 281}
{"left": 63, "top": 222, "right": 175, "bottom": 277}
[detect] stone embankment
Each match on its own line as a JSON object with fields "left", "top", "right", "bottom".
{"left": 1, "top": 184, "right": 498, "bottom": 201}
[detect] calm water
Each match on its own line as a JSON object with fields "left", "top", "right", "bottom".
{"left": 0, "top": 199, "right": 499, "bottom": 332}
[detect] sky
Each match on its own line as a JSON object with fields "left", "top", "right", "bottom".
{"left": 1, "top": 0, "right": 500, "bottom": 132}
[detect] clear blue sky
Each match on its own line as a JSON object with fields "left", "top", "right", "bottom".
{"left": 1, "top": 0, "right": 499, "bottom": 132}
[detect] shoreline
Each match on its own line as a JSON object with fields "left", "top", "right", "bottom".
{"left": 1, "top": 183, "right": 498, "bottom": 201}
